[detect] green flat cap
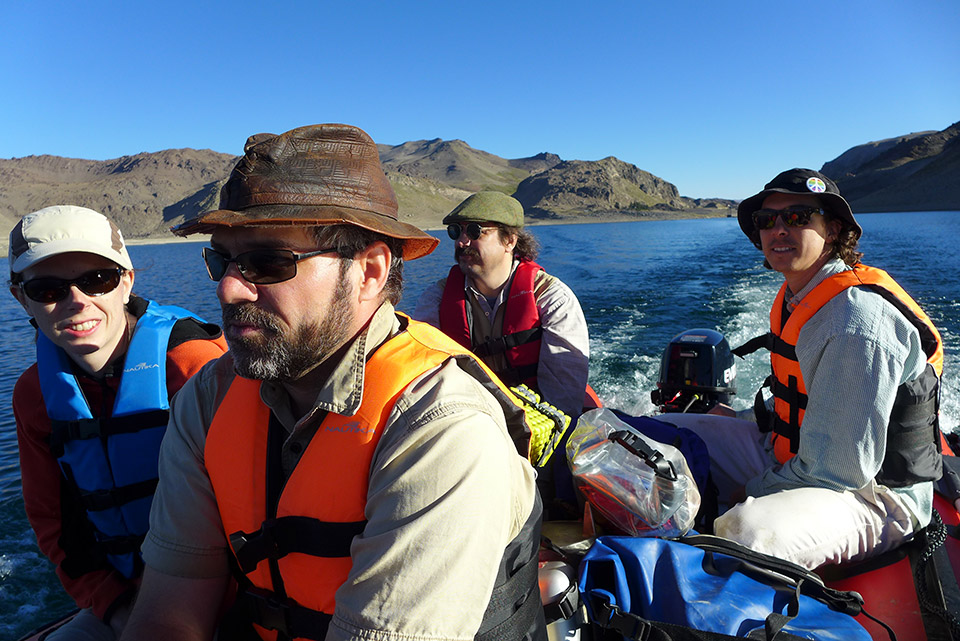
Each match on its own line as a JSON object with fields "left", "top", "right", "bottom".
{"left": 442, "top": 191, "right": 524, "bottom": 228}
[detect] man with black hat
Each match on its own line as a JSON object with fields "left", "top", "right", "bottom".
{"left": 673, "top": 168, "right": 943, "bottom": 570}
{"left": 121, "top": 125, "right": 545, "bottom": 641}
{"left": 413, "top": 191, "right": 590, "bottom": 420}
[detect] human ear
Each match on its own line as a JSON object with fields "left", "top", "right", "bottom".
{"left": 354, "top": 242, "right": 390, "bottom": 303}
{"left": 10, "top": 284, "right": 30, "bottom": 312}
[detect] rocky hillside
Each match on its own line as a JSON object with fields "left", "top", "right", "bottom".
{"left": 822, "top": 121, "right": 960, "bottom": 212}
{"left": 513, "top": 156, "right": 697, "bottom": 220}
{"left": 0, "top": 149, "right": 238, "bottom": 238}
{"left": 1, "top": 121, "right": 955, "bottom": 249}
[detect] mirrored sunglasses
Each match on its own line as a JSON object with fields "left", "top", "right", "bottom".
{"left": 752, "top": 206, "right": 824, "bottom": 231}
{"left": 202, "top": 247, "right": 339, "bottom": 285}
{"left": 446, "top": 222, "right": 497, "bottom": 241}
{"left": 20, "top": 268, "right": 125, "bottom": 303}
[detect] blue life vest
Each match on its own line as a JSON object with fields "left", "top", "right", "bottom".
{"left": 38, "top": 300, "right": 200, "bottom": 579}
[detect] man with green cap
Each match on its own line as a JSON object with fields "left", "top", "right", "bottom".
{"left": 414, "top": 192, "right": 590, "bottom": 518}
{"left": 413, "top": 191, "right": 590, "bottom": 420}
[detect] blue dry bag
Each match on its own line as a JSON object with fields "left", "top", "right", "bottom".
{"left": 579, "top": 534, "right": 877, "bottom": 641}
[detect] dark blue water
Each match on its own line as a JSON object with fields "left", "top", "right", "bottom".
{"left": 3, "top": 212, "right": 958, "bottom": 638}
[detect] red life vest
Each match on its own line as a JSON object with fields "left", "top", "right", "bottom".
{"left": 761, "top": 265, "right": 943, "bottom": 486}
{"left": 439, "top": 260, "right": 543, "bottom": 387}
{"left": 205, "top": 314, "right": 539, "bottom": 640}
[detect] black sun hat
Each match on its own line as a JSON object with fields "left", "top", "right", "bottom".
{"left": 737, "top": 168, "right": 861, "bottom": 248}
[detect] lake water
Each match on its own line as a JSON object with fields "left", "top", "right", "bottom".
{"left": 2, "top": 212, "right": 959, "bottom": 638}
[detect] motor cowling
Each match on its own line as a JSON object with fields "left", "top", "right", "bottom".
{"left": 651, "top": 329, "right": 736, "bottom": 413}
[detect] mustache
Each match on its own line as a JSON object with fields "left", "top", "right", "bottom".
{"left": 455, "top": 247, "right": 479, "bottom": 260}
{"left": 222, "top": 303, "right": 282, "bottom": 333}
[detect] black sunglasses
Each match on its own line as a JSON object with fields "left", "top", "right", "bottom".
{"left": 19, "top": 268, "right": 125, "bottom": 303}
{"left": 202, "top": 247, "right": 339, "bottom": 284}
{"left": 447, "top": 222, "right": 497, "bottom": 241}
{"left": 752, "top": 206, "right": 825, "bottom": 231}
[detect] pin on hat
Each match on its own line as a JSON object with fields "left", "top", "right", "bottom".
{"left": 172, "top": 123, "right": 438, "bottom": 260}
{"left": 9, "top": 205, "right": 133, "bottom": 275}
{"left": 736, "top": 168, "right": 861, "bottom": 248}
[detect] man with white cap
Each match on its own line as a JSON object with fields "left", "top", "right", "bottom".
{"left": 120, "top": 125, "right": 545, "bottom": 641}
{"left": 9, "top": 205, "right": 227, "bottom": 640}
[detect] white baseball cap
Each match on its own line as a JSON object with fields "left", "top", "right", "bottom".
{"left": 8, "top": 205, "right": 134, "bottom": 275}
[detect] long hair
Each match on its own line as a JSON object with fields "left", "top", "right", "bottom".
{"left": 311, "top": 225, "right": 405, "bottom": 305}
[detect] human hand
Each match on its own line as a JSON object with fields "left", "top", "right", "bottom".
{"left": 708, "top": 403, "right": 736, "bottom": 417}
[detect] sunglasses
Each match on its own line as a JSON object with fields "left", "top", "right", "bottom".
{"left": 752, "top": 206, "right": 825, "bottom": 231}
{"left": 19, "top": 268, "right": 125, "bottom": 303}
{"left": 202, "top": 246, "right": 339, "bottom": 284}
{"left": 447, "top": 223, "right": 497, "bottom": 241}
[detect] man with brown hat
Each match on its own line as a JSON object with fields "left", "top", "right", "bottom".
{"left": 121, "top": 125, "right": 545, "bottom": 641}
{"left": 671, "top": 168, "right": 943, "bottom": 570}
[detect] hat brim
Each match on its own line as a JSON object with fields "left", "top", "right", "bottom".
{"left": 172, "top": 204, "right": 438, "bottom": 261}
{"left": 737, "top": 188, "right": 861, "bottom": 248}
{"left": 10, "top": 239, "right": 134, "bottom": 274}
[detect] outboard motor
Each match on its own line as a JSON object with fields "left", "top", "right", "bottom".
{"left": 651, "top": 329, "right": 736, "bottom": 413}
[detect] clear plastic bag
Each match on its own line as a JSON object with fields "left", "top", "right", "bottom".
{"left": 566, "top": 408, "right": 700, "bottom": 537}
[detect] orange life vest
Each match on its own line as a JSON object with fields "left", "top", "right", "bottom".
{"left": 205, "top": 314, "right": 538, "bottom": 640}
{"left": 439, "top": 260, "right": 544, "bottom": 387}
{"left": 760, "top": 265, "right": 943, "bottom": 485}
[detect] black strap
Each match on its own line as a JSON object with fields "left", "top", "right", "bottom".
{"left": 236, "top": 586, "right": 332, "bottom": 641}
{"left": 48, "top": 409, "right": 170, "bottom": 456}
{"left": 609, "top": 430, "right": 678, "bottom": 481}
{"left": 475, "top": 554, "right": 542, "bottom": 641}
{"left": 229, "top": 516, "right": 367, "bottom": 574}
{"left": 473, "top": 327, "right": 543, "bottom": 357}
{"left": 678, "top": 535, "right": 866, "bottom": 617}
{"left": 732, "top": 333, "right": 775, "bottom": 358}
{"left": 590, "top": 598, "right": 811, "bottom": 641}
{"left": 79, "top": 478, "right": 158, "bottom": 511}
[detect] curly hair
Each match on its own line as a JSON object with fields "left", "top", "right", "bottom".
{"left": 499, "top": 226, "right": 540, "bottom": 262}
{"left": 311, "top": 225, "right": 405, "bottom": 305}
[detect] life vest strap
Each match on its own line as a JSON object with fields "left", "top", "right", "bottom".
{"left": 229, "top": 516, "right": 367, "bottom": 575}
{"left": 80, "top": 477, "right": 159, "bottom": 511}
{"left": 48, "top": 409, "right": 170, "bottom": 456}
{"left": 473, "top": 327, "right": 543, "bottom": 357}
{"left": 237, "top": 585, "right": 332, "bottom": 640}
{"left": 732, "top": 333, "right": 797, "bottom": 361}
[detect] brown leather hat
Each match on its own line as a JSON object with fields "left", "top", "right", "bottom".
{"left": 172, "top": 123, "right": 438, "bottom": 260}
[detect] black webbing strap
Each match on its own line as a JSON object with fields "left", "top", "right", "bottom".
{"left": 236, "top": 586, "right": 332, "bottom": 641}
{"left": 731, "top": 333, "right": 774, "bottom": 358}
{"left": 473, "top": 327, "right": 543, "bottom": 357}
{"left": 229, "top": 516, "right": 367, "bottom": 574}
{"left": 48, "top": 409, "right": 170, "bottom": 456}
{"left": 475, "top": 552, "right": 540, "bottom": 640}
{"left": 79, "top": 477, "right": 158, "bottom": 511}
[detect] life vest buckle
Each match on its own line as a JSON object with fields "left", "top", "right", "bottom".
{"left": 230, "top": 519, "right": 283, "bottom": 574}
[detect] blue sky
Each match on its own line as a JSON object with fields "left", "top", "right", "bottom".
{"left": 2, "top": 1, "right": 957, "bottom": 199}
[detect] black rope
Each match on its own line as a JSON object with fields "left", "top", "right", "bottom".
{"left": 914, "top": 509, "right": 960, "bottom": 640}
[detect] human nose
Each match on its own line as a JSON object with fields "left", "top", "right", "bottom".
{"left": 770, "top": 215, "right": 789, "bottom": 234}
{"left": 216, "top": 262, "right": 258, "bottom": 304}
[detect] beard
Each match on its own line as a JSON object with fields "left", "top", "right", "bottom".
{"left": 222, "top": 273, "right": 355, "bottom": 382}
